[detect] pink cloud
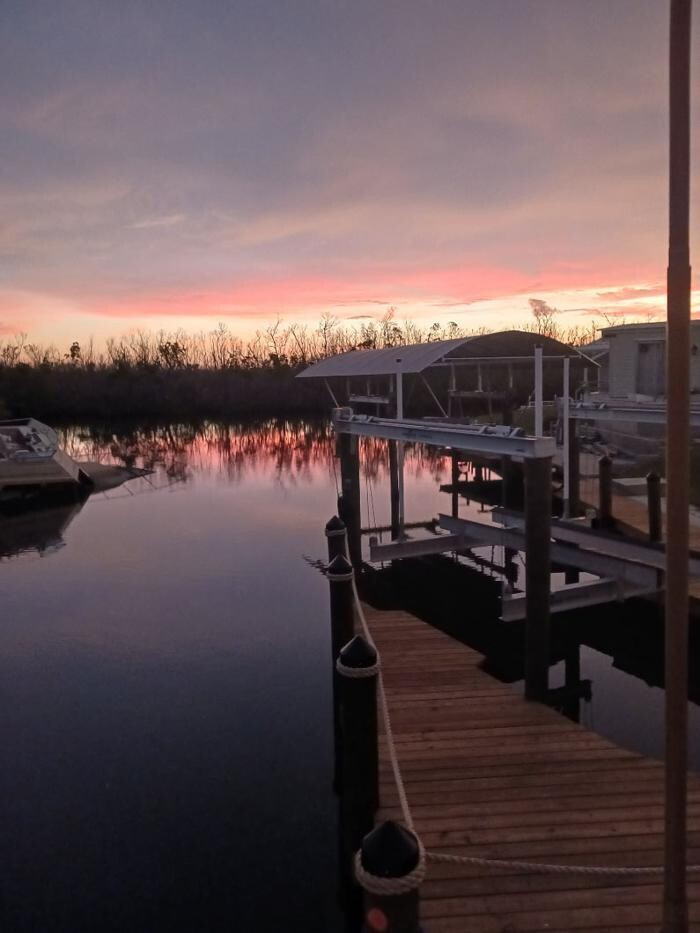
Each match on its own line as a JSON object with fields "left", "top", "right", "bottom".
{"left": 59, "top": 257, "right": 665, "bottom": 323}
{"left": 596, "top": 285, "right": 665, "bottom": 301}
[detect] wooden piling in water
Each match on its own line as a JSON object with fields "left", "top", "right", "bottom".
{"left": 568, "top": 417, "right": 581, "bottom": 516}
{"left": 327, "top": 554, "right": 355, "bottom": 792}
{"left": 325, "top": 515, "right": 348, "bottom": 563}
{"left": 598, "top": 454, "right": 614, "bottom": 529}
{"left": 450, "top": 451, "right": 459, "bottom": 519}
{"left": 337, "top": 634, "right": 379, "bottom": 869}
{"left": 389, "top": 441, "right": 401, "bottom": 540}
{"left": 337, "top": 433, "right": 362, "bottom": 566}
{"left": 647, "top": 471, "right": 663, "bottom": 543}
{"left": 524, "top": 456, "right": 552, "bottom": 701}
{"left": 356, "top": 822, "right": 424, "bottom": 933}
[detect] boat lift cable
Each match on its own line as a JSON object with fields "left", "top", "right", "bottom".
{"left": 343, "top": 531, "right": 700, "bottom": 880}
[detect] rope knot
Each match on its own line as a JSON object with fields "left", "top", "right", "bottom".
{"left": 354, "top": 838, "right": 427, "bottom": 896}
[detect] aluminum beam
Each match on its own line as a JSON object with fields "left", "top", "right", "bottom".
{"left": 333, "top": 411, "right": 555, "bottom": 459}
{"left": 368, "top": 533, "right": 471, "bottom": 561}
{"left": 491, "top": 507, "right": 700, "bottom": 578}
{"left": 570, "top": 404, "right": 700, "bottom": 426}
{"left": 500, "top": 578, "right": 655, "bottom": 622}
{"left": 438, "top": 513, "right": 658, "bottom": 589}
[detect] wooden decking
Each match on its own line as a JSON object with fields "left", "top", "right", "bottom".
{"left": 364, "top": 604, "right": 700, "bottom": 931}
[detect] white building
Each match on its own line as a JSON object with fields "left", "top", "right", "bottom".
{"left": 589, "top": 321, "right": 700, "bottom": 400}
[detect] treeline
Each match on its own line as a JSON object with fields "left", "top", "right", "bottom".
{"left": 0, "top": 309, "right": 598, "bottom": 420}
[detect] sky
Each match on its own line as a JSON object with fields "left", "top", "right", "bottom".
{"left": 1, "top": 0, "right": 699, "bottom": 349}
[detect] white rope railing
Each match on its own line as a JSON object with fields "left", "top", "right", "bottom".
{"left": 348, "top": 571, "right": 700, "bottom": 879}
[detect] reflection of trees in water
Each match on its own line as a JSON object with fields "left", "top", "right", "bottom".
{"left": 58, "top": 420, "right": 451, "bottom": 485}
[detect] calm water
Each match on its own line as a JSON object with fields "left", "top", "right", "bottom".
{"left": 1, "top": 419, "right": 698, "bottom": 933}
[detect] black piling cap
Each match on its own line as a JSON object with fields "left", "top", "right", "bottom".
{"left": 339, "top": 634, "right": 377, "bottom": 670}
{"left": 360, "top": 821, "right": 420, "bottom": 878}
{"left": 325, "top": 515, "right": 346, "bottom": 534}
{"left": 327, "top": 553, "right": 353, "bottom": 577}
{"left": 646, "top": 470, "right": 660, "bottom": 483}
{"left": 598, "top": 454, "right": 612, "bottom": 466}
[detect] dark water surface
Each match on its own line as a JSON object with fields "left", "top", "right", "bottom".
{"left": 1, "top": 419, "right": 698, "bottom": 933}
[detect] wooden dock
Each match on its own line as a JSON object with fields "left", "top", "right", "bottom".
{"left": 364, "top": 604, "right": 700, "bottom": 931}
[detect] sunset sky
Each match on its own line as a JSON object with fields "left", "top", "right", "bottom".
{"left": 2, "top": 0, "right": 699, "bottom": 349}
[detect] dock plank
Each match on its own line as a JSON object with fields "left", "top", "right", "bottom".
{"left": 363, "top": 604, "right": 700, "bottom": 931}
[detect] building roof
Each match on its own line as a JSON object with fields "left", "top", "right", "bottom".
{"left": 297, "top": 330, "right": 579, "bottom": 379}
{"left": 600, "top": 320, "right": 700, "bottom": 336}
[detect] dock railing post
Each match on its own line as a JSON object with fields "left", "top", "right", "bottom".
{"left": 598, "top": 455, "right": 614, "bottom": 529}
{"left": 356, "top": 821, "right": 425, "bottom": 933}
{"left": 647, "top": 471, "right": 663, "bottom": 544}
{"left": 327, "top": 554, "right": 356, "bottom": 792}
{"left": 326, "top": 515, "right": 348, "bottom": 563}
{"left": 524, "top": 456, "right": 552, "bottom": 701}
{"left": 337, "top": 634, "right": 379, "bottom": 867}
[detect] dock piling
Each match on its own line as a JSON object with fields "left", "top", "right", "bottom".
{"left": 326, "top": 515, "right": 348, "bottom": 562}
{"left": 450, "top": 451, "right": 459, "bottom": 518}
{"left": 598, "top": 455, "right": 614, "bottom": 529}
{"left": 568, "top": 417, "right": 581, "bottom": 517}
{"left": 337, "top": 433, "right": 362, "bottom": 566}
{"left": 389, "top": 441, "right": 401, "bottom": 540}
{"left": 524, "top": 456, "right": 552, "bottom": 701}
{"left": 647, "top": 471, "right": 663, "bottom": 543}
{"left": 327, "top": 554, "right": 356, "bottom": 792}
{"left": 356, "top": 821, "right": 424, "bottom": 933}
{"left": 337, "top": 634, "right": 379, "bottom": 866}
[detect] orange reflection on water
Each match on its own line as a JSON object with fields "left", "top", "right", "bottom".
{"left": 58, "top": 420, "right": 454, "bottom": 486}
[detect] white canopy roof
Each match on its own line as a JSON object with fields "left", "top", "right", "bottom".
{"left": 296, "top": 338, "right": 470, "bottom": 379}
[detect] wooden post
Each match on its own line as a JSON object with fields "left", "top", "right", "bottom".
{"left": 357, "top": 822, "right": 424, "bottom": 933}
{"left": 647, "top": 471, "right": 663, "bottom": 544}
{"left": 389, "top": 441, "right": 401, "bottom": 540}
{"left": 327, "top": 554, "right": 356, "bottom": 792}
{"left": 337, "top": 635, "right": 379, "bottom": 868}
{"left": 564, "top": 642, "right": 581, "bottom": 724}
{"left": 338, "top": 432, "right": 362, "bottom": 567}
{"left": 568, "top": 418, "right": 581, "bottom": 517}
{"left": 326, "top": 515, "right": 348, "bottom": 563}
{"left": 562, "top": 357, "right": 571, "bottom": 517}
{"left": 664, "top": 2, "right": 692, "bottom": 927}
{"left": 524, "top": 456, "right": 552, "bottom": 701}
{"left": 598, "top": 455, "right": 614, "bottom": 530}
{"left": 451, "top": 451, "right": 460, "bottom": 519}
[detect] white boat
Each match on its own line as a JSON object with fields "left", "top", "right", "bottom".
{"left": 0, "top": 419, "right": 82, "bottom": 492}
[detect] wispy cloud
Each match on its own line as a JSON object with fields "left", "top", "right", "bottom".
{"left": 128, "top": 214, "right": 185, "bottom": 230}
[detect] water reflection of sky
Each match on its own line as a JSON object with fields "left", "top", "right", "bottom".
{"left": 2, "top": 419, "right": 698, "bottom": 931}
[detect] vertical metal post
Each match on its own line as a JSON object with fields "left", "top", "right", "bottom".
{"left": 664, "top": 2, "right": 692, "bottom": 928}
{"left": 524, "top": 456, "right": 552, "bottom": 701}
{"left": 562, "top": 358, "right": 571, "bottom": 517}
{"left": 388, "top": 441, "right": 401, "bottom": 540}
{"left": 534, "top": 346, "right": 544, "bottom": 437}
